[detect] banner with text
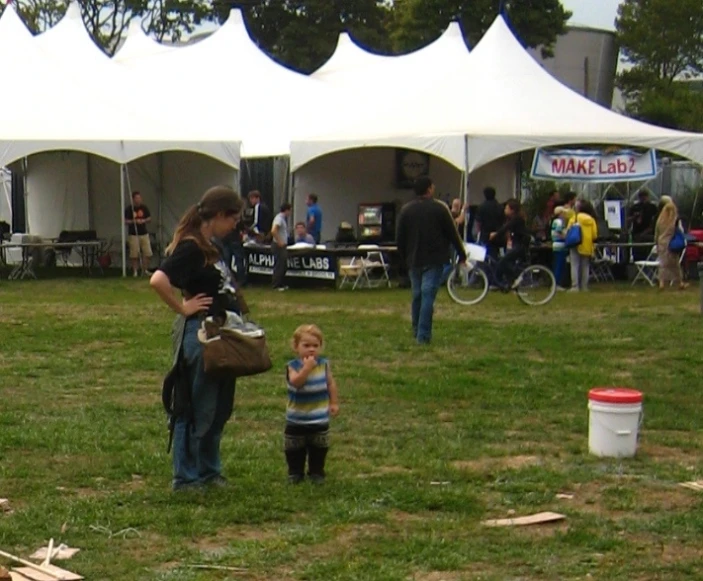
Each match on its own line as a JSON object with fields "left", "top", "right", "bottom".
{"left": 531, "top": 149, "right": 657, "bottom": 183}
{"left": 246, "top": 249, "right": 337, "bottom": 280}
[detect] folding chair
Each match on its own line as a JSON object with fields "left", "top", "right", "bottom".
{"left": 338, "top": 245, "right": 391, "bottom": 290}
{"left": 631, "top": 245, "right": 659, "bottom": 286}
{"left": 357, "top": 244, "right": 391, "bottom": 288}
{"left": 590, "top": 246, "right": 615, "bottom": 283}
{"left": 338, "top": 256, "right": 364, "bottom": 289}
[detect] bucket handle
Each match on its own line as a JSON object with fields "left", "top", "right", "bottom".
{"left": 591, "top": 410, "right": 644, "bottom": 437}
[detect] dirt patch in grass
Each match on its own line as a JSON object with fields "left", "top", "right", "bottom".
{"left": 120, "top": 532, "right": 171, "bottom": 564}
{"left": 357, "top": 465, "right": 415, "bottom": 479}
{"left": 634, "top": 484, "right": 700, "bottom": 513}
{"left": 627, "top": 532, "right": 703, "bottom": 565}
{"left": 564, "top": 480, "right": 698, "bottom": 520}
{"left": 412, "top": 571, "right": 469, "bottom": 581}
{"left": 437, "top": 411, "right": 454, "bottom": 423}
{"left": 193, "top": 525, "right": 282, "bottom": 553}
{"left": 638, "top": 442, "right": 699, "bottom": 465}
{"left": 303, "top": 524, "right": 387, "bottom": 558}
{"left": 452, "top": 455, "right": 544, "bottom": 473}
{"left": 389, "top": 510, "right": 430, "bottom": 524}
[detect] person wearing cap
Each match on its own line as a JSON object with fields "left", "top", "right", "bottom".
{"left": 551, "top": 206, "right": 568, "bottom": 289}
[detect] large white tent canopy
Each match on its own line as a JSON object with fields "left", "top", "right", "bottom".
{"left": 291, "top": 16, "right": 703, "bottom": 173}
{"left": 118, "top": 8, "right": 340, "bottom": 159}
{"left": 0, "top": 0, "right": 701, "bottom": 246}
{"left": 113, "top": 17, "right": 177, "bottom": 64}
{"left": 312, "top": 22, "right": 470, "bottom": 87}
{"left": 0, "top": 5, "right": 240, "bottom": 169}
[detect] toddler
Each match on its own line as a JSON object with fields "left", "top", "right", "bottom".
{"left": 285, "top": 324, "right": 339, "bottom": 483}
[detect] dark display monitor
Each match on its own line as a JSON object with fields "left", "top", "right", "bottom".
{"left": 358, "top": 204, "right": 383, "bottom": 226}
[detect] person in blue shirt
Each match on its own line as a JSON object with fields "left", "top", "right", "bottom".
{"left": 306, "top": 194, "right": 323, "bottom": 244}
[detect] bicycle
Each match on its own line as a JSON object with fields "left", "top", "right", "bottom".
{"left": 447, "top": 247, "right": 556, "bottom": 306}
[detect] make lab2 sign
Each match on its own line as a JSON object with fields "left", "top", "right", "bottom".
{"left": 530, "top": 149, "right": 657, "bottom": 183}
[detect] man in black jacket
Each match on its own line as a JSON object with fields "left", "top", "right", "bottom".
{"left": 397, "top": 176, "right": 467, "bottom": 345}
{"left": 476, "top": 186, "right": 505, "bottom": 260}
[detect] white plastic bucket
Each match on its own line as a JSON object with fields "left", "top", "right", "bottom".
{"left": 588, "top": 388, "right": 643, "bottom": 458}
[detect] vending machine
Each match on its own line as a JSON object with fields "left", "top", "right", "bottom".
{"left": 357, "top": 203, "right": 396, "bottom": 244}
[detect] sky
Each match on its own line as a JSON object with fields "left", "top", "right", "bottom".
{"left": 561, "top": 0, "right": 623, "bottom": 31}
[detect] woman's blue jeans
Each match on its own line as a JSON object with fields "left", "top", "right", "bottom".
{"left": 172, "top": 318, "right": 236, "bottom": 490}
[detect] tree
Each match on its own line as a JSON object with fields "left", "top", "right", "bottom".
{"left": 616, "top": 0, "right": 703, "bottom": 131}
{"left": 5, "top": 1, "right": 217, "bottom": 55}
{"left": 220, "top": 0, "right": 393, "bottom": 74}
{"left": 388, "top": 0, "right": 571, "bottom": 57}
{"left": 11, "top": 0, "right": 65, "bottom": 32}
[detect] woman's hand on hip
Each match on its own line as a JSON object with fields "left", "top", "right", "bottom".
{"left": 182, "top": 294, "right": 213, "bottom": 316}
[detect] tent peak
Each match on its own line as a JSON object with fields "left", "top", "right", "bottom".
{"left": 126, "top": 16, "right": 144, "bottom": 36}
{"left": 224, "top": 8, "right": 245, "bottom": 29}
{"left": 64, "top": 1, "right": 81, "bottom": 21}
{"left": 0, "top": 2, "right": 32, "bottom": 39}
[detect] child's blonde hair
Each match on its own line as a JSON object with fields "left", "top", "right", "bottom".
{"left": 292, "top": 324, "right": 324, "bottom": 349}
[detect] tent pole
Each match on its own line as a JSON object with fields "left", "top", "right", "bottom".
{"left": 120, "top": 164, "right": 127, "bottom": 277}
{"left": 22, "top": 157, "right": 29, "bottom": 233}
{"left": 463, "top": 134, "right": 470, "bottom": 240}
{"left": 157, "top": 152, "right": 164, "bottom": 255}
{"left": 289, "top": 170, "right": 296, "bottom": 224}
{"left": 86, "top": 154, "right": 94, "bottom": 231}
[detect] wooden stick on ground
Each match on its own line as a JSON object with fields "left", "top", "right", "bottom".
{"left": 185, "top": 564, "right": 248, "bottom": 572}
{"left": 40, "top": 541, "right": 53, "bottom": 569}
{"left": 0, "top": 550, "right": 63, "bottom": 581}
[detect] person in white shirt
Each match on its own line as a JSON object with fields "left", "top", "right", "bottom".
{"left": 271, "top": 203, "right": 292, "bottom": 290}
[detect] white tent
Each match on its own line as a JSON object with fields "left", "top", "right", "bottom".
{"left": 312, "top": 22, "right": 470, "bottom": 86}
{"left": 112, "top": 17, "right": 177, "bottom": 64}
{"left": 118, "top": 9, "right": 339, "bottom": 158}
{"left": 290, "top": 16, "right": 703, "bottom": 174}
{"left": 460, "top": 17, "right": 703, "bottom": 171}
{"left": 27, "top": 2, "right": 239, "bottom": 169}
{"left": 29, "top": 2, "right": 241, "bottom": 247}
{"left": 35, "top": 1, "right": 113, "bottom": 69}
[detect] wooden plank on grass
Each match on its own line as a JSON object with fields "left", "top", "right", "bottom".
{"left": 11, "top": 565, "right": 82, "bottom": 581}
{"left": 28, "top": 548, "right": 79, "bottom": 562}
{"left": 482, "top": 511, "right": 566, "bottom": 527}
{"left": 10, "top": 573, "right": 33, "bottom": 581}
{"left": 679, "top": 481, "right": 703, "bottom": 492}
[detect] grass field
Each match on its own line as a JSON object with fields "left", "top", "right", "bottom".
{"left": 0, "top": 279, "right": 702, "bottom": 580}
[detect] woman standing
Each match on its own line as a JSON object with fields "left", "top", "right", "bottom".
{"left": 150, "top": 186, "right": 244, "bottom": 491}
{"left": 655, "top": 200, "right": 688, "bottom": 290}
{"left": 566, "top": 200, "right": 598, "bottom": 292}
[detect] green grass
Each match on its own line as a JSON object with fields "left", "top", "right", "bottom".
{"left": 1, "top": 279, "right": 703, "bottom": 580}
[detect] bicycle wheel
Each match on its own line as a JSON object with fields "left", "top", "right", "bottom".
{"left": 515, "top": 264, "right": 556, "bottom": 306}
{"left": 447, "top": 262, "right": 489, "bottom": 305}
